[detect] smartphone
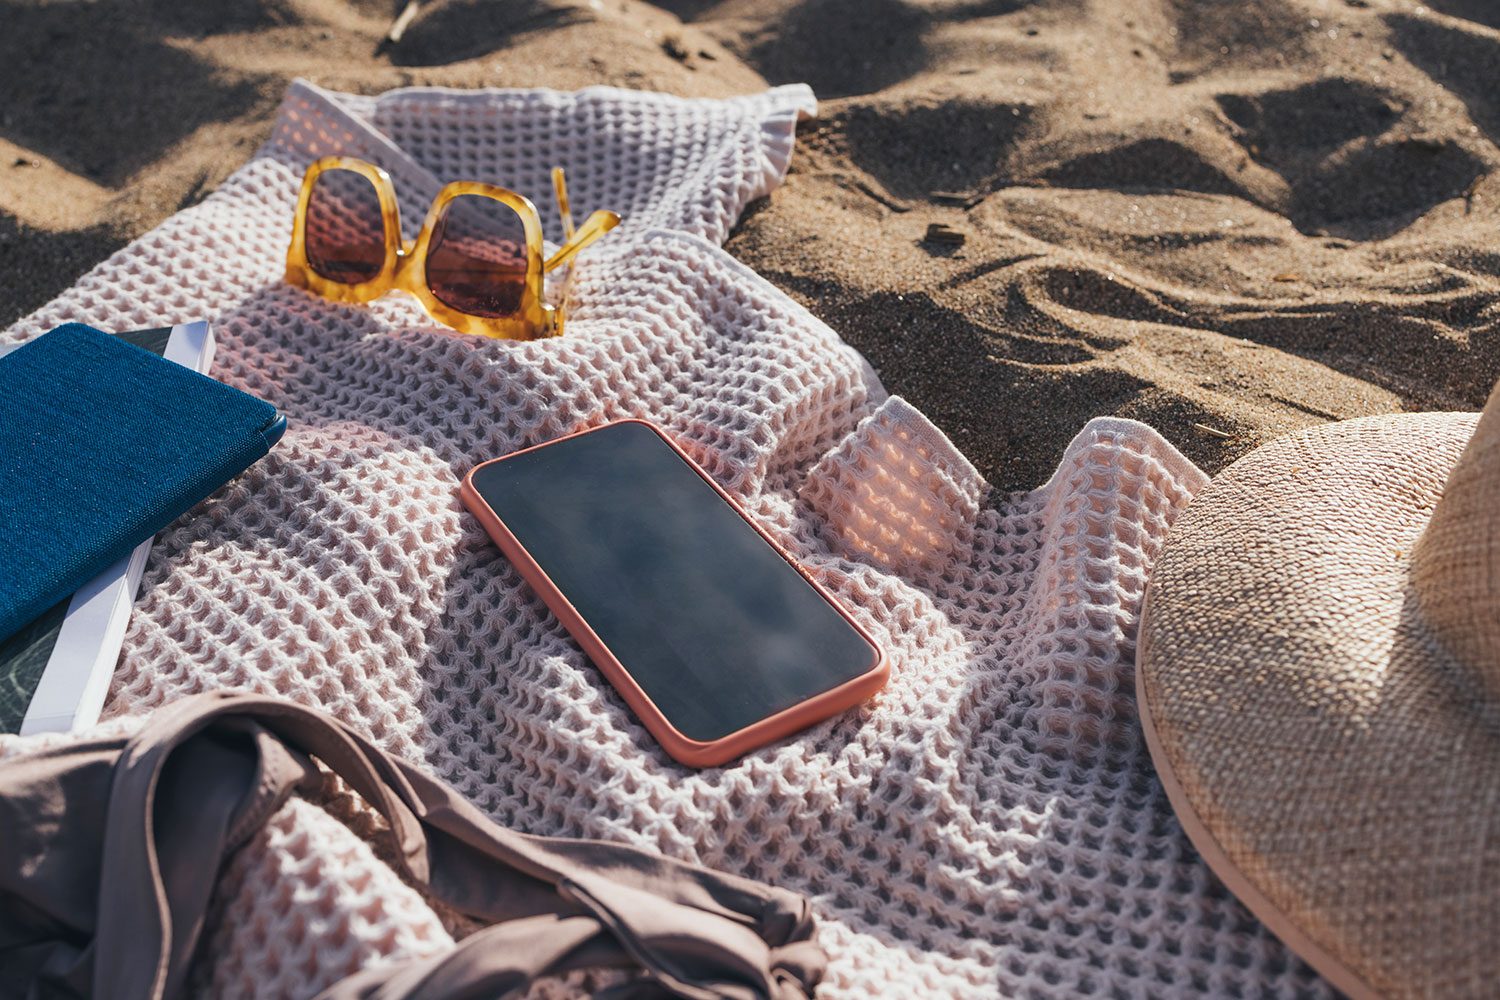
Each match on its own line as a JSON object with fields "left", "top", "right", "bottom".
{"left": 460, "top": 419, "right": 887, "bottom": 767}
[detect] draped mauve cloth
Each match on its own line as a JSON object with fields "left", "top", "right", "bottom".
{"left": 0, "top": 691, "right": 822, "bottom": 999}
{"left": 0, "top": 81, "right": 1330, "bottom": 996}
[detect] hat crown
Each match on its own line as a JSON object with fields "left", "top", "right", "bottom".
{"left": 1411, "top": 379, "right": 1500, "bottom": 702}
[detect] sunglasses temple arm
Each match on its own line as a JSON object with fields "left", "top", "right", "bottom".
{"left": 543, "top": 210, "right": 621, "bottom": 272}
{"left": 551, "top": 167, "right": 576, "bottom": 242}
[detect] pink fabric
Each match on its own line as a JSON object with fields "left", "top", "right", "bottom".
{"left": 0, "top": 80, "right": 1330, "bottom": 997}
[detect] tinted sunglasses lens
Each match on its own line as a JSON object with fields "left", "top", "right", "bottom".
{"left": 426, "top": 195, "right": 528, "bottom": 318}
{"left": 305, "top": 168, "right": 387, "bottom": 285}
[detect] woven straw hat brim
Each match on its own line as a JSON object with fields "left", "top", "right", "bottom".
{"left": 1137, "top": 410, "right": 1500, "bottom": 999}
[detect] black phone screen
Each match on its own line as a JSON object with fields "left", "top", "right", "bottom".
{"left": 469, "top": 421, "right": 879, "bottom": 743}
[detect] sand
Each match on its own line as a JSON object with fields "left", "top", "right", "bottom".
{"left": 3, "top": 0, "right": 1498, "bottom": 489}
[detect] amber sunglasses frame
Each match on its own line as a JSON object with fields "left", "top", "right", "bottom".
{"left": 286, "top": 156, "right": 619, "bottom": 340}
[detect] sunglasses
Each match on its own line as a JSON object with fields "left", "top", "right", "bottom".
{"left": 286, "top": 156, "right": 620, "bottom": 340}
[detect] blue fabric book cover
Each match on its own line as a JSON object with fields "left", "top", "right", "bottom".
{"left": 0, "top": 323, "right": 285, "bottom": 644}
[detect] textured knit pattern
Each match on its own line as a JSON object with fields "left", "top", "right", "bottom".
{"left": 0, "top": 80, "right": 1330, "bottom": 997}
{"left": 195, "top": 797, "right": 457, "bottom": 999}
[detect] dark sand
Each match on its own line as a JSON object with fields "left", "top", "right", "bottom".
{"left": 4, "top": 0, "right": 1498, "bottom": 489}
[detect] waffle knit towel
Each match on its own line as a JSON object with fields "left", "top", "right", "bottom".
{"left": 0, "top": 80, "right": 1328, "bottom": 998}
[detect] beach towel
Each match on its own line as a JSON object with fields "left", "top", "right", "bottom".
{"left": 0, "top": 80, "right": 1330, "bottom": 997}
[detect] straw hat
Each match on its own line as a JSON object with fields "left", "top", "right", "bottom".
{"left": 1136, "top": 380, "right": 1500, "bottom": 999}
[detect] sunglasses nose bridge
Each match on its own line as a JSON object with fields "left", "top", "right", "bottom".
{"left": 386, "top": 238, "right": 418, "bottom": 278}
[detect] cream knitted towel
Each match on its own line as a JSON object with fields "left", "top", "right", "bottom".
{"left": 0, "top": 81, "right": 1329, "bottom": 998}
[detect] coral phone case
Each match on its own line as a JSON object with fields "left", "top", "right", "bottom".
{"left": 460, "top": 419, "right": 887, "bottom": 768}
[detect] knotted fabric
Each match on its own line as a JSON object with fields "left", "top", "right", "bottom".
{"left": 0, "top": 691, "right": 824, "bottom": 1000}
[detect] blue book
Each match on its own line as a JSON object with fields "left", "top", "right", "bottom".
{"left": 0, "top": 323, "right": 285, "bottom": 674}
{"left": 0, "top": 322, "right": 220, "bottom": 734}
